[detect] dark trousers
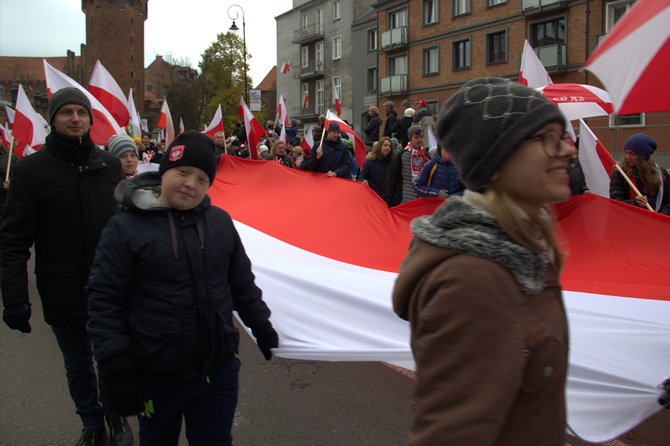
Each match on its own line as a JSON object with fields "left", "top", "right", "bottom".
{"left": 138, "top": 358, "right": 240, "bottom": 446}
{"left": 51, "top": 323, "right": 114, "bottom": 430}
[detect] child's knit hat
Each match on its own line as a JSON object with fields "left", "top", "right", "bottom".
{"left": 159, "top": 131, "right": 217, "bottom": 184}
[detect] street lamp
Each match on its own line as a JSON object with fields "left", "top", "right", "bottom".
{"left": 228, "top": 4, "right": 248, "bottom": 105}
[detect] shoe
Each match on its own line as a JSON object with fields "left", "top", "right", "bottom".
{"left": 107, "top": 415, "right": 134, "bottom": 446}
{"left": 75, "top": 427, "right": 105, "bottom": 446}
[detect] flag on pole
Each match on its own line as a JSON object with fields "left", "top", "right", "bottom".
{"left": 578, "top": 119, "right": 617, "bottom": 197}
{"left": 44, "top": 60, "right": 124, "bottom": 145}
{"left": 277, "top": 95, "right": 290, "bottom": 127}
{"left": 201, "top": 105, "right": 224, "bottom": 140}
{"left": 127, "top": 88, "right": 142, "bottom": 137}
{"left": 237, "top": 97, "right": 265, "bottom": 161}
{"left": 325, "top": 110, "right": 366, "bottom": 168}
{"left": 333, "top": 88, "right": 341, "bottom": 117}
{"left": 0, "top": 121, "right": 13, "bottom": 148}
{"left": 519, "top": 40, "right": 553, "bottom": 88}
{"left": 12, "top": 84, "right": 49, "bottom": 157}
{"left": 156, "top": 98, "right": 175, "bottom": 147}
{"left": 426, "top": 126, "right": 438, "bottom": 151}
{"left": 4, "top": 106, "right": 15, "bottom": 124}
{"left": 302, "top": 94, "right": 309, "bottom": 109}
{"left": 300, "top": 125, "right": 314, "bottom": 156}
{"left": 280, "top": 61, "right": 292, "bottom": 74}
{"left": 179, "top": 118, "right": 185, "bottom": 135}
{"left": 88, "top": 60, "right": 130, "bottom": 127}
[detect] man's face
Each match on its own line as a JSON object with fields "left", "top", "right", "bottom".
{"left": 215, "top": 133, "right": 225, "bottom": 146}
{"left": 411, "top": 132, "right": 424, "bottom": 149}
{"left": 142, "top": 135, "right": 151, "bottom": 147}
{"left": 51, "top": 104, "right": 90, "bottom": 138}
{"left": 327, "top": 130, "right": 340, "bottom": 142}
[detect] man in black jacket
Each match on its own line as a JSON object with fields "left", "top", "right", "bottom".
{"left": 301, "top": 121, "right": 353, "bottom": 178}
{"left": 383, "top": 101, "right": 398, "bottom": 138}
{"left": 0, "top": 88, "right": 131, "bottom": 446}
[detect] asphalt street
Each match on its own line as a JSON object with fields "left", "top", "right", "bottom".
{"left": 1, "top": 256, "right": 667, "bottom": 445}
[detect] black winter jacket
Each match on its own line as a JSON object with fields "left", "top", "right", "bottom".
{"left": 0, "top": 131, "right": 124, "bottom": 325}
{"left": 86, "top": 172, "right": 272, "bottom": 379}
{"left": 384, "top": 110, "right": 398, "bottom": 138}
{"left": 358, "top": 155, "right": 393, "bottom": 204}
{"left": 610, "top": 166, "right": 670, "bottom": 215}
{"left": 302, "top": 137, "right": 353, "bottom": 178}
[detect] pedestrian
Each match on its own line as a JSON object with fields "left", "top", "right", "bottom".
{"left": 269, "top": 140, "right": 294, "bottom": 168}
{"left": 386, "top": 125, "right": 429, "bottom": 205}
{"left": 0, "top": 140, "right": 18, "bottom": 229}
{"left": 301, "top": 121, "right": 354, "bottom": 178}
{"left": 107, "top": 134, "right": 140, "bottom": 178}
{"left": 413, "top": 146, "right": 465, "bottom": 199}
{"left": 357, "top": 136, "right": 394, "bottom": 204}
{"left": 364, "top": 106, "right": 381, "bottom": 145}
{"left": 392, "top": 77, "right": 575, "bottom": 445}
{"left": 0, "top": 87, "right": 131, "bottom": 446}
{"left": 610, "top": 133, "right": 670, "bottom": 214}
{"left": 86, "top": 131, "right": 279, "bottom": 446}
{"left": 382, "top": 101, "right": 397, "bottom": 138}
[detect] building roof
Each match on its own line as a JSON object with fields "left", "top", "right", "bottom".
{"left": 0, "top": 56, "right": 74, "bottom": 84}
{"left": 255, "top": 66, "right": 277, "bottom": 91}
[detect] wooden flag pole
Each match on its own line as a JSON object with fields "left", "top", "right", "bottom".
{"left": 317, "top": 120, "right": 327, "bottom": 152}
{"left": 5, "top": 136, "right": 15, "bottom": 182}
{"left": 614, "top": 164, "right": 654, "bottom": 212}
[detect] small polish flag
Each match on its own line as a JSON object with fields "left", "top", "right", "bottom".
{"left": 281, "top": 61, "right": 292, "bottom": 74}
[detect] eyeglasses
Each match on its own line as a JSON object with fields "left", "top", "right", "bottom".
{"left": 526, "top": 130, "right": 574, "bottom": 158}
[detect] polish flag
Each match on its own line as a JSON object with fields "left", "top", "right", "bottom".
{"left": 279, "top": 123, "right": 287, "bottom": 145}
{"left": 156, "top": 98, "right": 175, "bottom": 147}
{"left": 277, "top": 95, "right": 289, "bottom": 127}
{"left": 237, "top": 97, "right": 265, "bottom": 161}
{"left": 179, "top": 118, "right": 185, "bottom": 135}
{"left": 280, "top": 61, "right": 292, "bottom": 74}
{"left": 201, "top": 104, "right": 224, "bottom": 140}
{"left": 519, "top": 39, "right": 553, "bottom": 88}
{"left": 333, "top": 88, "right": 341, "bottom": 117}
{"left": 578, "top": 119, "right": 617, "bottom": 197}
{"left": 302, "top": 94, "right": 309, "bottom": 109}
{"left": 88, "top": 60, "right": 130, "bottom": 127}
{"left": 210, "top": 155, "right": 669, "bottom": 443}
{"left": 4, "top": 106, "right": 15, "bottom": 123}
{"left": 0, "top": 121, "right": 13, "bottom": 148}
{"left": 44, "top": 60, "right": 124, "bottom": 145}
{"left": 12, "top": 84, "right": 49, "bottom": 157}
{"left": 300, "top": 125, "right": 314, "bottom": 156}
{"left": 325, "top": 110, "right": 366, "bottom": 168}
{"left": 127, "top": 88, "right": 142, "bottom": 137}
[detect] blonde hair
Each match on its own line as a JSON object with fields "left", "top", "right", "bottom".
{"left": 622, "top": 156, "right": 661, "bottom": 195}
{"left": 485, "top": 184, "right": 564, "bottom": 271}
{"left": 271, "top": 139, "right": 286, "bottom": 154}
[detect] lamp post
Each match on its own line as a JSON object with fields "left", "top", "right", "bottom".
{"left": 228, "top": 4, "right": 248, "bottom": 105}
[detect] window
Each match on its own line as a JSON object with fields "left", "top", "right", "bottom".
{"left": 316, "top": 79, "right": 325, "bottom": 114}
{"left": 366, "top": 68, "right": 377, "bottom": 93}
{"left": 332, "top": 36, "right": 342, "bottom": 60}
{"left": 389, "top": 9, "right": 408, "bottom": 28}
{"left": 423, "top": 46, "right": 439, "bottom": 75}
{"left": 453, "top": 39, "right": 471, "bottom": 70}
{"left": 389, "top": 54, "right": 408, "bottom": 76}
{"left": 487, "top": 30, "right": 507, "bottom": 64}
{"left": 316, "top": 8, "right": 323, "bottom": 33}
{"left": 301, "top": 13, "right": 309, "bottom": 29}
{"left": 427, "top": 100, "right": 439, "bottom": 115}
{"left": 333, "top": 76, "right": 342, "bottom": 102}
{"left": 301, "top": 46, "right": 309, "bottom": 68}
{"left": 423, "top": 0, "right": 439, "bottom": 25}
{"left": 147, "top": 85, "right": 153, "bottom": 92}
{"left": 453, "top": 0, "right": 471, "bottom": 17}
{"left": 606, "top": 0, "right": 635, "bottom": 32}
{"left": 316, "top": 41, "right": 324, "bottom": 70}
{"left": 532, "top": 18, "right": 566, "bottom": 47}
{"left": 487, "top": 0, "right": 506, "bottom": 6}
{"left": 368, "top": 29, "right": 378, "bottom": 51}
{"left": 609, "top": 113, "right": 645, "bottom": 128}
{"left": 334, "top": 1, "right": 341, "bottom": 20}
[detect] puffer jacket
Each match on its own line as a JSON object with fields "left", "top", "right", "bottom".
{"left": 0, "top": 131, "right": 124, "bottom": 325}
{"left": 86, "top": 171, "right": 272, "bottom": 379}
{"left": 413, "top": 150, "right": 465, "bottom": 198}
{"left": 392, "top": 192, "right": 568, "bottom": 446}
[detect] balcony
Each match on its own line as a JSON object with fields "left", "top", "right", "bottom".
{"left": 294, "top": 62, "right": 325, "bottom": 80}
{"left": 380, "top": 74, "right": 408, "bottom": 96}
{"left": 521, "top": 0, "right": 565, "bottom": 14}
{"left": 380, "top": 26, "right": 408, "bottom": 51}
{"left": 535, "top": 43, "right": 566, "bottom": 71}
{"left": 292, "top": 23, "right": 324, "bottom": 44}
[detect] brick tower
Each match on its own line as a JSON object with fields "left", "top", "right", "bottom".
{"left": 81, "top": 0, "right": 148, "bottom": 115}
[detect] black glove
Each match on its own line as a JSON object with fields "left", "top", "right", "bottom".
{"left": 252, "top": 322, "right": 278, "bottom": 361}
{"left": 3, "top": 303, "right": 32, "bottom": 333}
{"left": 99, "top": 355, "right": 149, "bottom": 416}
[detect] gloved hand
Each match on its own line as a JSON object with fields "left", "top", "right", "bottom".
{"left": 3, "top": 303, "right": 32, "bottom": 333}
{"left": 437, "top": 190, "right": 449, "bottom": 199}
{"left": 252, "top": 322, "right": 279, "bottom": 361}
{"left": 99, "top": 355, "right": 149, "bottom": 416}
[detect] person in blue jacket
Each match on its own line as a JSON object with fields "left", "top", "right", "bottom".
{"left": 86, "top": 131, "right": 278, "bottom": 446}
{"left": 414, "top": 146, "right": 465, "bottom": 199}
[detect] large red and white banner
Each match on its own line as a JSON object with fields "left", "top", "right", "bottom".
{"left": 88, "top": 60, "right": 130, "bottom": 127}
{"left": 209, "top": 156, "right": 670, "bottom": 443}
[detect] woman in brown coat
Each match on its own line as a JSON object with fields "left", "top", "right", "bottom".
{"left": 392, "top": 77, "right": 576, "bottom": 446}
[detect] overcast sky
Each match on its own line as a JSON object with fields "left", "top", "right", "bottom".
{"left": 0, "top": 0, "right": 293, "bottom": 86}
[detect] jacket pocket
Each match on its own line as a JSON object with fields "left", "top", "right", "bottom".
{"left": 521, "top": 336, "right": 567, "bottom": 394}
{"left": 215, "top": 310, "right": 240, "bottom": 356}
{"left": 128, "top": 311, "right": 181, "bottom": 373}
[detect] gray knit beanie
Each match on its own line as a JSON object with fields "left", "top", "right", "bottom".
{"left": 436, "top": 77, "right": 565, "bottom": 192}
{"left": 107, "top": 134, "right": 138, "bottom": 158}
{"left": 48, "top": 87, "right": 93, "bottom": 124}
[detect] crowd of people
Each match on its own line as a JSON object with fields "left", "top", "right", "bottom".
{"left": 1, "top": 80, "right": 669, "bottom": 446}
